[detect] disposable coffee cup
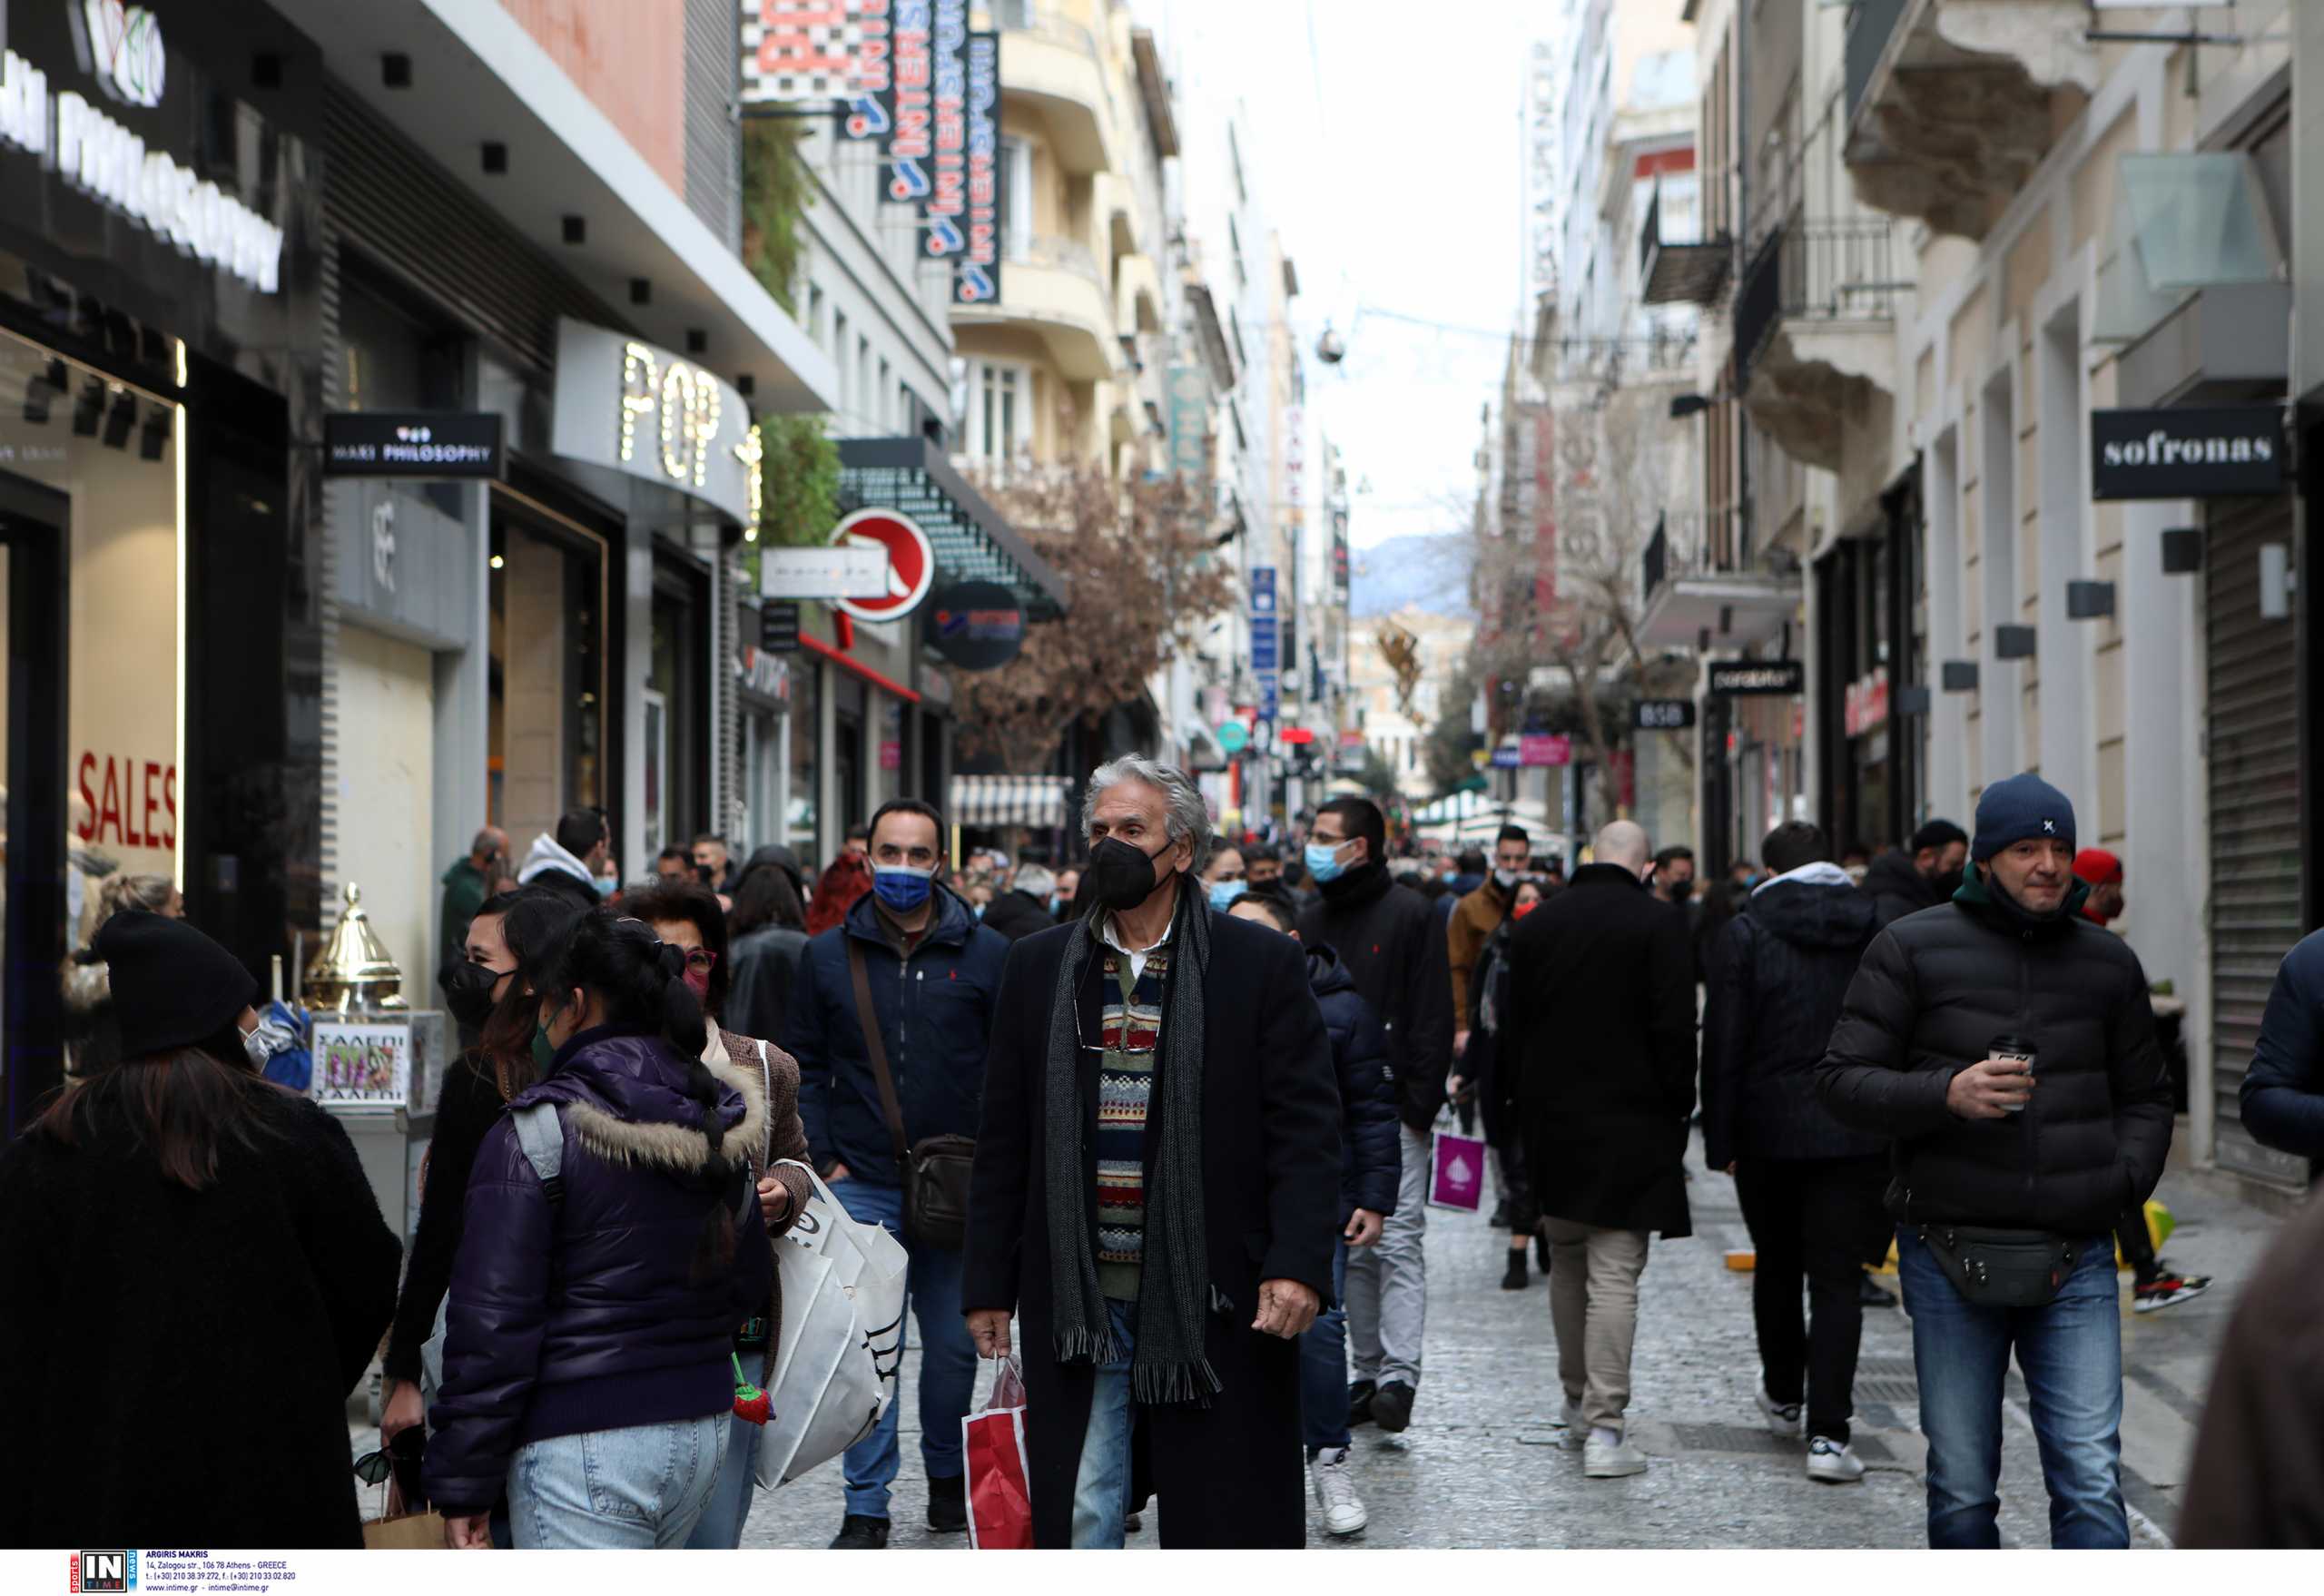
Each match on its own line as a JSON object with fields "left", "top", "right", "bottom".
{"left": 1989, "top": 1034, "right": 2036, "bottom": 1113}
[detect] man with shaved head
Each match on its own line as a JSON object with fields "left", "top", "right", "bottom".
{"left": 1498, "top": 819, "right": 1698, "bottom": 1480}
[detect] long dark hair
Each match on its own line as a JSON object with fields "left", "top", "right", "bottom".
{"left": 533, "top": 913, "right": 734, "bottom": 1273}
{"left": 729, "top": 861, "right": 806, "bottom": 939}
{"left": 475, "top": 891, "right": 586, "bottom": 1098}
{"left": 34, "top": 1025, "right": 279, "bottom": 1192}
{"left": 620, "top": 881, "right": 732, "bottom": 1020}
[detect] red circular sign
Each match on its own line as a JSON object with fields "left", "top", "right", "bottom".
{"left": 832, "top": 508, "right": 935, "bottom": 621}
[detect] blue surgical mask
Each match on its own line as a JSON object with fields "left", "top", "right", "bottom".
{"left": 873, "top": 864, "right": 934, "bottom": 912}
{"left": 594, "top": 875, "right": 620, "bottom": 900}
{"left": 1207, "top": 879, "right": 1246, "bottom": 912}
{"left": 1305, "top": 841, "right": 1351, "bottom": 884}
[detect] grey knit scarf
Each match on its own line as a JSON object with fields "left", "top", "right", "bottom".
{"left": 1042, "top": 885, "right": 1218, "bottom": 1405}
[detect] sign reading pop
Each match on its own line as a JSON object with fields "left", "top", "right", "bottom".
{"left": 552, "top": 319, "right": 760, "bottom": 527}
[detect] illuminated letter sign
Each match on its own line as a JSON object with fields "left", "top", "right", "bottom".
{"left": 553, "top": 319, "right": 757, "bottom": 527}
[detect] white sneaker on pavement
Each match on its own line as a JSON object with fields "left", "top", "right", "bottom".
{"left": 1312, "top": 1447, "right": 1368, "bottom": 1535}
{"left": 1582, "top": 1430, "right": 1649, "bottom": 1479}
{"left": 1558, "top": 1395, "right": 1586, "bottom": 1449}
{"left": 1806, "top": 1436, "right": 1866, "bottom": 1484}
{"left": 1757, "top": 1386, "right": 1805, "bottom": 1439}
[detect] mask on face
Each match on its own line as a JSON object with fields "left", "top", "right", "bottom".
{"left": 1668, "top": 877, "right": 1696, "bottom": 902}
{"left": 595, "top": 875, "right": 620, "bottom": 900}
{"left": 1086, "top": 834, "right": 1171, "bottom": 911}
{"left": 241, "top": 1021, "right": 271, "bottom": 1070}
{"left": 682, "top": 964, "right": 713, "bottom": 1001}
{"left": 532, "top": 1020, "right": 559, "bottom": 1076}
{"left": 1512, "top": 900, "right": 1540, "bottom": 921}
{"left": 972, "top": 902, "right": 987, "bottom": 920}
{"left": 1492, "top": 867, "right": 1520, "bottom": 891}
{"left": 443, "top": 960, "right": 504, "bottom": 1028}
{"left": 872, "top": 864, "right": 934, "bottom": 912}
{"left": 1305, "top": 841, "right": 1352, "bottom": 884}
{"left": 1207, "top": 878, "right": 1247, "bottom": 912}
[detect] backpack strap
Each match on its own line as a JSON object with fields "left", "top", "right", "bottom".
{"left": 512, "top": 1101, "right": 566, "bottom": 1212}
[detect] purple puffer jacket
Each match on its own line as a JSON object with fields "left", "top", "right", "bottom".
{"left": 424, "top": 1025, "right": 773, "bottom": 1514}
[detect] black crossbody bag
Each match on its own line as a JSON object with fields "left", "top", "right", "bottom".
{"left": 1917, "top": 1225, "right": 2079, "bottom": 1308}
{"left": 849, "top": 937, "right": 975, "bottom": 1251}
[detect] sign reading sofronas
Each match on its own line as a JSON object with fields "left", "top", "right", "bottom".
{"left": 2090, "top": 407, "right": 2283, "bottom": 500}
{"left": 551, "top": 318, "right": 760, "bottom": 527}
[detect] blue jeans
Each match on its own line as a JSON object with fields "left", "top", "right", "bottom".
{"left": 507, "top": 1414, "right": 729, "bottom": 1549}
{"left": 682, "top": 1397, "right": 762, "bottom": 1548}
{"left": 832, "top": 1177, "right": 978, "bottom": 1519}
{"left": 1071, "top": 1298, "right": 1139, "bottom": 1549}
{"left": 1895, "top": 1227, "right": 2127, "bottom": 1549}
{"left": 1299, "top": 1237, "right": 1353, "bottom": 1453}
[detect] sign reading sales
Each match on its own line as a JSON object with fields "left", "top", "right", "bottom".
{"left": 2090, "top": 407, "right": 2283, "bottom": 500}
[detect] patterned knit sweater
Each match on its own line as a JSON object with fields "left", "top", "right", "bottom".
{"left": 1095, "top": 945, "right": 1168, "bottom": 1302}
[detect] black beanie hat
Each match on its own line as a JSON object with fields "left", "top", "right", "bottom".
{"left": 95, "top": 911, "right": 261, "bottom": 1060}
{"left": 1971, "top": 772, "right": 2077, "bottom": 862}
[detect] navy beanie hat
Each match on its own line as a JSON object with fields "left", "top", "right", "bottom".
{"left": 1972, "top": 772, "right": 2077, "bottom": 862}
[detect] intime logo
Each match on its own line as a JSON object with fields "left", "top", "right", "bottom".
{"left": 70, "top": 1551, "right": 135, "bottom": 1592}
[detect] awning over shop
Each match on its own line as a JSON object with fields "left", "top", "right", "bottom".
{"left": 951, "top": 773, "right": 1073, "bottom": 830}
{"left": 838, "top": 438, "right": 1068, "bottom": 620}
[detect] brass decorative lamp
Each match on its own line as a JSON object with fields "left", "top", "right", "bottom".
{"left": 305, "top": 882, "right": 407, "bottom": 1012}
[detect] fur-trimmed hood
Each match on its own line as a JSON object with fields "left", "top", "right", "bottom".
{"left": 518, "top": 1026, "right": 765, "bottom": 1179}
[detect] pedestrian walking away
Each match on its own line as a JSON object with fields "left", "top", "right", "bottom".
{"left": 425, "top": 912, "right": 773, "bottom": 1549}
{"left": 781, "top": 798, "right": 1009, "bottom": 1548}
{"left": 2238, "top": 916, "right": 2324, "bottom": 1187}
{"left": 0, "top": 912, "right": 402, "bottom": 1549}
{"left": 963, "top": 756, "right": 1342, "bottom": 1549}
{"left": 1227, "top": 889, "right": 1399, "bottom": 1536}
{"left": 1298, "top": 796, "right": 1454, "bottom": 1438}
{"left": 984, "top": 860, "right": 1061, "bottom": 943}
{"left": 625, "top": 880, "right": 818, "bottom": 1549}
{"left": 518, "top": 807, "right": 615, "bottom": 913}
{"left": 1816, "top": 773, "right": 2175, "bottom": 1550}
{"left": 724, "top": 845, "right": 814, "bottom": 1046}
{"left": 1700, "top": 821, "right": 1887, "bottom": 1484}
{"left": 1501, "top": 820, "right": 1696, "bottom": 1482}
{"left": 1452, "top": 877, "right": 1548, "bottom": 1287}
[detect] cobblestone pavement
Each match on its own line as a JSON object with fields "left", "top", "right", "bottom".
{"left": 734, "top": 1140, "right": 2274, "bottom": 1551}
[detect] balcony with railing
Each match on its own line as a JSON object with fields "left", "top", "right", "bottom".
{"left": 1640, "top": 182, "right": 1730, "bottom": 307}
{"left": 951, "top": 233, "right": 1124, "bottom": 382}
{"left": 1637, "top": 509, "right": 1802, "bottom": 652}
{"left": 1000, "top": 6, "right": 1127, "bottom": 177}
{"left": 1732, "top": 216, "right": 1901, "bottom": 473}
{"left": 1842, "top": 0, "right": 2097, "bottom": 240}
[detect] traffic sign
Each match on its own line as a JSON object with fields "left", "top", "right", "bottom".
{"left": 1216, "top": 720, "right": 1249, "bottom": 754}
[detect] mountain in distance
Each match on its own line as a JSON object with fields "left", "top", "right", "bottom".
{"left": 1350, "top": 533, "right": 1467, "bottom": 618}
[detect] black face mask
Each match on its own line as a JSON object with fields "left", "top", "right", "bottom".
{"left": 1085, "top": 835, "right": 1169, "bottom": 911}
{"left": 1668, "top": 877, "right": 1696, "bottom": 902}
{"left": 443, "top": 960, "right": 504, "bottom": 1028}
{"left": 1929, "top": 866, "right": 1964, "bottom": 900}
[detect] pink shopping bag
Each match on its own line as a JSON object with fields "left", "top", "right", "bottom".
{"left": 1429, "top": 1125, "right": 1486, "bottom": 1211}
{"left": 962, "top": 1355, "right": 1035, "bottom": 1549}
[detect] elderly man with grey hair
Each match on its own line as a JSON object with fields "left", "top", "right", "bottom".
{"left": 1499, "top": 819, "right": 1699, "bottom": 1481}
{"left": 962, "top": 755, "right": 1343, "bottom": 1548}
{"left": 982, "top": 858, "right": 1058, "bottom": 943}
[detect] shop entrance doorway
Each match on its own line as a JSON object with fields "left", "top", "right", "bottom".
{"left": 0, "top": 471, "right": 71, "bottom": 1135}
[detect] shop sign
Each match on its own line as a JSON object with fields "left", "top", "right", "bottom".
{"left": 551, "top": 319, "right": 758, "bottom": 527}
{"left": 760, "top": 543, "right": 890, "bottom": 599}
{"left": 2090, "top": 406, "right": 2283, "bottom": 500}
{"left": 0, "top": 33, "right": 284, "bottom": 292}
{"left": 322, "top": 411, "right": 503, "bottom": 478}
{"left": 953, "top": 29, "right": 1000, "bottom": 304}
{"left": 1490, "top": 741, "right": 1521, "bottom": 769}
{"left": 735, "top": 645, "right": 791, "bottom": 699}
{"left": 1216, "top": 719, "right": 1249, "bottom": 754}
{"left": 924, "top": 579, "right": 1025, "bottom": 670}
{"left": 879, "top": 739, "right": 902, "bottom": 771}
{"left": 1843, "top": 672, "right": 1889, "bottom": 737}
{"left": 1519, "top": 733, "right": 1571, "bottom": 767}
{"left": 1632, "top": 698, "right": 1695, "bottom": 731}
{"left": 1338, "top": 728, "right": 1364, "bottom": 749}
{"left": 832, "top": 507, "right": 936, "bottom": 621}
{"left": 1708, "top": 660, "right": 1804, "bottom": 696}
{"left": 759, "top": 600, "right": 801, "bottom": 653}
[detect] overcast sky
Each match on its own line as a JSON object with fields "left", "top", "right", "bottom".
{"left": 1141, "top": 0, "right": 1540, "bottom": 552}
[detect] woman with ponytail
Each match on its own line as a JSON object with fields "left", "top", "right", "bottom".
{"left": 425, "top": 912, "right": 773, "bottom": 1549}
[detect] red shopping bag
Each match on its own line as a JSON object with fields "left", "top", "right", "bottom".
{"left": 962, "top": 1355, "right": 1035, "bottom": 1549}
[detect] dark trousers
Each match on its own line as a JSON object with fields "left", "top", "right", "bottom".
{"left": 1734, "top": 1155, "right": 1889, "bottom": 1444}
{"left": 2113, "top": 1206, "right": 2156, "bottom": 1281}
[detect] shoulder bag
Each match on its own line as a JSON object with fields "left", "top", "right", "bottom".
{"left": 847, "top": 937, "right": 976, "bottom": 1251}
{"left": 1917, "top": 1225, "right": 2079, "bottom": 1308}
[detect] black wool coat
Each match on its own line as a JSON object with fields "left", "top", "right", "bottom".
{"left": 980, "top": 889, "right": 1056, "bottom": 944}
{"left": 1701, "top": 875, "right": 1886, "bottom": 1168}
{"left": 1502, "top": 863, "right": 1697, "bottom": 1237}
{"left": 1815, "top": 869, "right": 2175, "bottom": 1234}
{"left": 961, "top": 901, "right": 1342, "bottom": 1549}
{"left": 0, "top": 1082, "right": 402, "bottom": 1548}
{"left": 1299, "top": 864, "right": 1456, "bottom": 1133}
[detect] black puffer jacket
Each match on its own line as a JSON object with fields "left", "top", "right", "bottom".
{"left": 1862, "top": 850, "right": 1941, "bottom": 928}
{"left": 1309, "top": 943, "right": 1400, "bottom": 1220}
{"left": 1702, "top": 869, "right": 1884, "bottom": 1168}
{"left": 1815, "top": 867, "right": 2175, "bottom": 1235}
{"left": 1300, "top": 863, "right": 1455, "bottom": 1133}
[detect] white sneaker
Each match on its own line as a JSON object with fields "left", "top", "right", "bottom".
{"left": 1311, "top": 1448, "right": 1368, "bottom": 1535}
{"left": 1557, "top": 1395, "right": 1586, "bottom": 1449}
{"left": 1806, "top": 1436, "right": 1866, "bottom": 1484}
{"left": 1757, "top": 1386, "right": 1804, "bottom": 1439}
{"left": 1582, "top": 1432, "right": 1649, "bottom": 1479}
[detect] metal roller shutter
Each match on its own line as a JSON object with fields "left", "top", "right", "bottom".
{"left": 2206, "top": 494, "right": 2309, "bottom": 1191}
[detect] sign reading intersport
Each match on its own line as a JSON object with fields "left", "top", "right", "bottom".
{"left": 2090, "top": 406, "right": 2283, "bottom": 501}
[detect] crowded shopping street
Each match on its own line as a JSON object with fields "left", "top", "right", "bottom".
{"left": 9, "top": 0, "right": 2324, "bottom": 1572}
